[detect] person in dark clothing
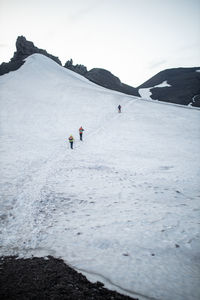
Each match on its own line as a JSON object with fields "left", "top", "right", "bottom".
{"left": 68, "top": 135, "right": 74, "bottom": 149}
{"left": 79, "top": 126, "right": 84, "bottom": 141}
{"left": 118, "top": 105, "right": 121, "bottom": 113}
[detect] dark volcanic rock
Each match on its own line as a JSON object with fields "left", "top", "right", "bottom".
{"left": 0, "top": 256, "right": 137, "bottom": 300}
{"left": 64, "top": 61, "right": 139, "bottom": 97}
{"left": 86, "top": 68, "right": 122, "bottom": 88}
{"left": 1, "top": 36, "right": 199, "bottom": 106}
{"left": 0, "top": 36, "right": 61, "bottom": 76}
{"left": 0, "top": 60, "right": 25, "bottom": 76}
{"left": 190, "top": 94, "right": 200, "bottom": 107}
{"left": 138, "top": 67, "right": 200, "bottom": 107}
{"left": 85, "top": 68, "right": 139, "bottom": 96}
{"left": 64, "top": 59, "right": 88, "bottom": 76}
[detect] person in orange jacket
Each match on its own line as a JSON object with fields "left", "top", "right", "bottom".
{"left": 79, "top": 126, "right": 85, "bottom": 141}
{"left": 68, "top": 135, "right": 74, "bottom": 149}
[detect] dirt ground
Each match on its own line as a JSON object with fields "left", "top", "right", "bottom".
{"left": 0, "top": 256, "right": 138, "bottom": 300}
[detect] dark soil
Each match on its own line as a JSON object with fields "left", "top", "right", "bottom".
{"left": 0, "top": 256, "right": 138, "bottom": 300}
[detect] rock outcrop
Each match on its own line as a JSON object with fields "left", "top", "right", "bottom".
{"left": 64, "top": 59, "right": 88, "bottom": 76}
{"left": 0, "top": 36, "right": 61, "bottom": 76}
{"left": 64, "top": 61, "right": 139, "bottom": 97}
{"left": 0, "top": 256, "right": 137, "bottom": 300}
{"left": 1, "top": 36, "right": 200, "bottom": 107}
{"left": 85, "top": 68, "right": 139, "bottom": 96}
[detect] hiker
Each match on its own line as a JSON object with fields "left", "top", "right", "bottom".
{"left": 68, "top": 135, "right": 74, "bottom": 149}
{"left": 79, "top": 126, "right": 84, "bottom": 141}
{"left": 118, "top": 105, "right": 121, "bottom": 113}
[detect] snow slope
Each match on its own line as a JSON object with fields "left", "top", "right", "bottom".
{"left": 0, "top": 54, "right": 200, "bottom": 300}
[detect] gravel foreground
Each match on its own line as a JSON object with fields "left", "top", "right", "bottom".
{"left": 0, "top": 256, "right": 138, "bottom": 300}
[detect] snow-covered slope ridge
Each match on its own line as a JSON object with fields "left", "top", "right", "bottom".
{"left": 0, "top": 54, "right": 200, "bottom": 300}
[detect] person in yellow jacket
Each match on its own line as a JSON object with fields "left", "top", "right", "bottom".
{"left": 68, "top": 135, "right": 74, "bottom": 149}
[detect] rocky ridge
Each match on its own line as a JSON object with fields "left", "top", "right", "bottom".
{"left": 63, "top": 60, "right": 139, "bottom": 96}
{"left": 0, "top": 36, "right": 199, "bottom": 107}
{"left": 0, "top": 36, "right": 61, "bottom": 76}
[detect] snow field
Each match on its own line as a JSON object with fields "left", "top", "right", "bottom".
{"left": 0, "top": 54, "right": 200, "bottom": 300}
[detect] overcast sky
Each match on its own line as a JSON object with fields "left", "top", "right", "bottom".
{"left": 0, "top": 0, "right": 199, "bottom": 86}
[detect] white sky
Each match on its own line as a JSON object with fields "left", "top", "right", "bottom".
{"left": 0, "top": 0, "right": 200, "bottom": 86}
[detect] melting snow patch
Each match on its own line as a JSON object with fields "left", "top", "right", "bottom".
{"left": 138, "top": 88, "right": 152, "bottom": 100}
{"left": 139, "top": 81, "right": 171, "bottom": 100}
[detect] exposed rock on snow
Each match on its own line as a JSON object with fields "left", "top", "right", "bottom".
{"left": 85, "top": 68, "right": 139, "bottom": 96}
{"left": 64, "top": 59, "right": 88, "bottom": 76}
{"left": 0, "top": 36, "right": 61, "bottom": 76}
{"left": 0, "top": 256, "right": 137, "bottom": 300}
{"left": 0, "top": 36, "right": 199, "bottom": 107}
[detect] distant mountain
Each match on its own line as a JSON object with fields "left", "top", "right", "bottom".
{"left": 64, "top": 60, "right": 139, "bottom": 96}
{"left": 85, "top": 68, "right": 139, "bottom": 96}
{"left": 0, "top": 36, "right": 61, "bottom": 76}
{"left": 137, "top": 68, "right": 200, "bottom": 107}
{"left": 0, "top": 36, "right": 199, "bottom": 107}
